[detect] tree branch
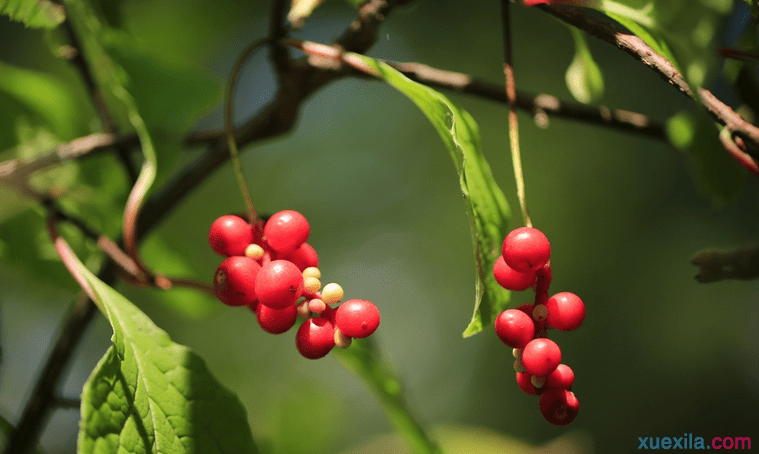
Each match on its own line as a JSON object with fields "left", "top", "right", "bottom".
{"left": 388, "top": 61, "right": 667, "bottom": 139}
{"left": 537, "top": 3, "right": 759, "bottom": 175}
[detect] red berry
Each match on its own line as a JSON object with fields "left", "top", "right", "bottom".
{"left": 208, "top": 215, "right": 253, "bottom": 257}
{"left": 501, "top": 227, "right": 550, "bottom": 273}
{"left": 545, "top": 364, "right": 574, "bottom": 390}
{"left": 255, "top": 260, "right": 304, "bottom": 309}
{"left": 281, "top": 242, "right": 319, "bottom": 271}
{"left": 256, "top": 303, "right": 297, "bottom": 334}
{"left": 296, "top": 316, "right": 335, "bottom": 359}
{"left": 493, "top": 256, "right": 536, "bottom": 291}
{"left": 522, "top": 338, "right": 561, "bottom": 377}
{"left": 335, "top": 299, "right": 380, "bottom": 338}
{"left": 494, "top": 309, "right": 535, "bottom": 349}
{"left": 264, "top": 210, "right": 310, "bottom": 254}
{"left": 516, "top": 372, "right": 538, "bottom": 395}
{"left": 214, "top": 256, "right": 261, "bottom": 306}
{"left": 546, "top": 292, "right": 585, "bottom": 331}
{"left": 539, "top": 388, "right": 579, "bottom": 425}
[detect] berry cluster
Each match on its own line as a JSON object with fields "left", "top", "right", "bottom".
{"left": 208, "top": 210, "right": 380, "bottom": 359}
{"left": 493, "top": 227, "right": 584, "bottom": 425}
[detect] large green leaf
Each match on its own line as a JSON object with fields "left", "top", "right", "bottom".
{"left": 348, "top": 54, "right": 511, "bottom": 337}
{"left": 0, "top": 60, "right": 90, "bottom": 140}
{"left": 0, "top": 0, "right": 64, "bottom": 28}
{"left": 69, "top": 252, "right": 258, "bottom": 453}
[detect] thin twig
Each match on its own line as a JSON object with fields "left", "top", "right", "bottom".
{"left": 59, "top": 10, "right": 138, "bottom": 183}
{"left": 388, "top": 62, "right": 666, "bottom": 140}
{"left": 501, "top": 0, "right": 532, "bottom": 227}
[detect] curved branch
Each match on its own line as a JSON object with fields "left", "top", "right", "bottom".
{"left": 538, "top": 3, "right": 759, "bottom": 173}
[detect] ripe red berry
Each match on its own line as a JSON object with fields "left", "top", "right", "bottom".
{"left": 501, "top": 227, "right": 551, "bottom": 273}
{"left": 539, "top": 388, "right": 579, "bottom": 425}
{"left": 521, "top": 338, "right": 561, "bottom": 377}
{"left": 264, "top": 210, "right": 310, "bottom": 254}
{"left": 256, "top": 303, "right": 297, "bottom": 334}
{"left": 296, "top": 316, "right": 335, "bottom": 359}
{"left": 214, "top": 256, "right": 261, "bottom": 307}
{"left": 335, "top": 299, "right": 380, "bottom": 338}
{"left": 546, "top": 292, "right": 585, "bottom": 331}
{"left": 281, "top": 242, "right": 318, "bottom": 271}
{"left": 255, "top": 260, "right": 304, "bottom": 309}
{"left": 494, "top": 309, "right": 535, "bottom": 349}
{"left": 516, "top": 372, "right": 538, "bottom": 395}
{"left": 545, "top": 364, "right": 574, "bottom": 390}
{"left": 208, "top": 215, "right": 253, "bottom": 257}
{"left": 493, "top": 256, "right": 536, "bottom": 291}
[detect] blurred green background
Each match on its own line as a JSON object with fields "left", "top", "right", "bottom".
{"left": 1, "top": 1, "right": 757, "bottom": 453}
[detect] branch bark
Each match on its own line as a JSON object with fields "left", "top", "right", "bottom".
{"left": 538, "top": 3, "right": 759, "bottom": 174}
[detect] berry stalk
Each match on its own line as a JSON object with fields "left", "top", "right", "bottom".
{"left": 225, "top": 39, "right": 268, "bottom": 224}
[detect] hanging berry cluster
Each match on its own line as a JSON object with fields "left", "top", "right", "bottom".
{"left": 493, "top": 226, "right": 584, "bottom": 425}
{"left": 208, "top": 210, "right": 380, "bottom": 359}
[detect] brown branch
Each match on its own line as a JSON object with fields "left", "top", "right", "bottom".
{"left": 537, "top": 3, "right": 759, "bottom": 174}
{"left": 388, "top": 62, "right": 667, "bottom": 139}
{"left": 58, "top": 9, "right": 139, "bottom": 183}
{"left": 691, "top": 245, "right": 759, "bottom": 282}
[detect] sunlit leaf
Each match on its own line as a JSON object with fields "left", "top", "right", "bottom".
{"left": 70, "top": 250, "right": 259, "bottom": 454}
{"left": 0, "top": 60, "right": 90, "bottom": 140}
{"left": 565, "top": 27, "right": 604, "bottom": 104}
{"left": 346, "top": 54, "right": 511, "bottom": 337}
{"left": 0, "top": 0, "right": 64, "bottom": 28}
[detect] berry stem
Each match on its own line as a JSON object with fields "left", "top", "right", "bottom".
{"left": 500, "top": 0, "right": 532, "bottom": 228}
{"left": 225, "top": 39, "right": 268, "bottom": 224}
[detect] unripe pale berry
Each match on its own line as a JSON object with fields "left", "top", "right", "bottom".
{"left": 545, "top": 364, "right": 574, "bottom": 390}
{"left": 304, "top": 276, "right": 321, "bottom": 293}
{"left": 264, "top": 210, "right": 310, "bottom": 254}
{"left": 335, "top": 299, "right": 380, "bottom": 338}
{"left": 208, "top": 215, "right": 254, "bottom": 257}
{"left": 494, "top": 309, "right": 535, "bottom": 349}
{"left": 334, "top": 328, "right": 352, "bottom": 348}
{"left": 255, "top": 260, "right": 304, "bottom": 309}
{"left": 493, "top": 255, "right": 537, "bottom": 291}
{"left": 256, "top": 303, "right": 297, "bottom": 334}
{"left": 245, "top": 243, "right": 265, "bottom": 260}
{"left": 302, "top": 267, "right": 321, "bottom": 279}
{"left": 213, "top": 256, "right": 261, "bottom": 306}
{"left": 296, "top": 316, "right": 335, "bottom": 359}
{"left": 522, "top": 338, "right": 561, "bottom": 377}
{"left": 321, "top": 283, "right": 344, "bottom": 305}
{"left": 501, "top": 227, "right": 551, "bottom": 273}
{"left": 546, "top": 292, "right": 585, "bottom": 331}
{"left": 539, "top": 388, "right": 579, "bottom": 425}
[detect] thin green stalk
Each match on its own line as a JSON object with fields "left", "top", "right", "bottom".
{"left": 225, "top": 39, "right": 268, "bottom": 224}
{"left": 501, "top": 0, "right": 531, "bottom": 227}
{"left": 333, "top": 338, "right": 444, "bottom": 454}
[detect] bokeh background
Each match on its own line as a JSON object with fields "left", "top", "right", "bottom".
{"left": 1, "top": 1, "right": 757, "bottom": 453}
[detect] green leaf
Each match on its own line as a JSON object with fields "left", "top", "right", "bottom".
{"left": 0, "top": 60, "right": 90, "bottom": 140}
{"left": 565, "top": 27, "right": 604, "bottom": 104}
{"left": 334, "top": 338, "right": 443, "bottom": 454}
{"left": 70, "top": 253, "right": 258, "bottom": 453}
{"left": 347, "top": 54, "right": 511, "bottom": 337}
{"left": 0, "top": 0, "right": 64, "bottom": 28}
{"left": 666, "top": 110, "right": 745, "bottom": 204}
